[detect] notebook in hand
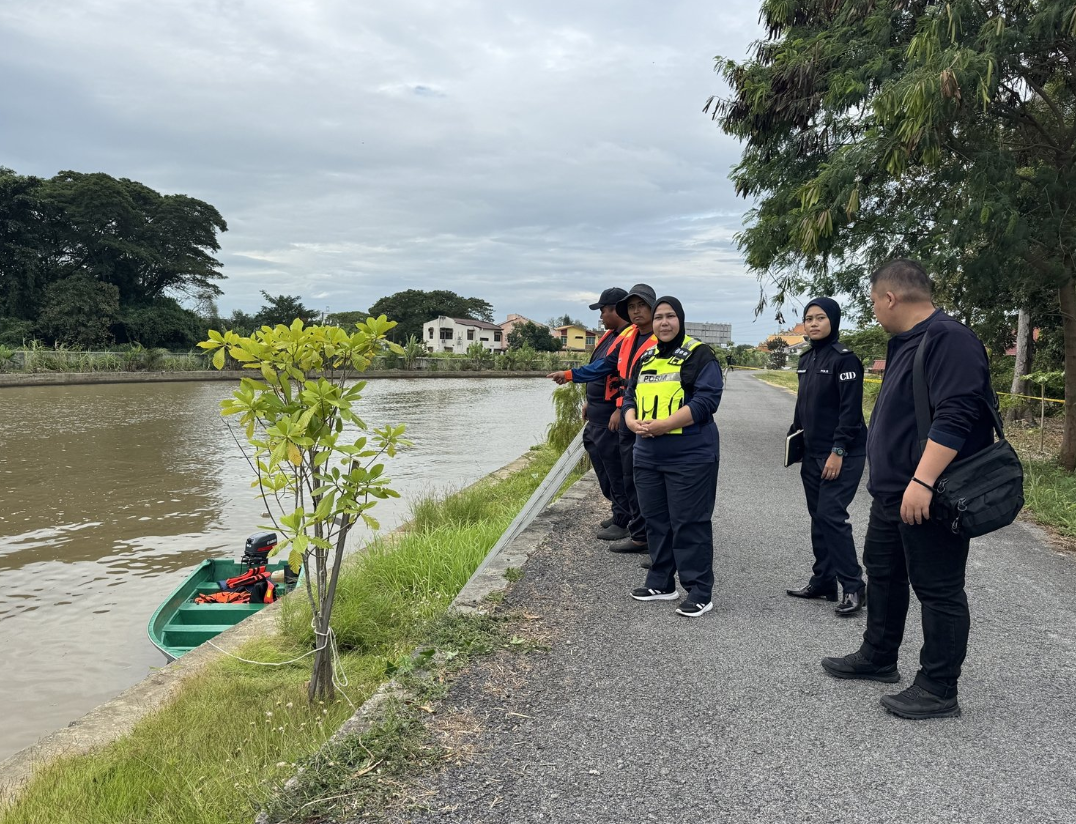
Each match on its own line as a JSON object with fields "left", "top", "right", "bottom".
{"left": 784, "top": 429, "right": 804, "bottom": 467}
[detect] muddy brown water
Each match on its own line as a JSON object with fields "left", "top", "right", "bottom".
{"left": 0, "top": 377, "right": 556, "bottom": 761}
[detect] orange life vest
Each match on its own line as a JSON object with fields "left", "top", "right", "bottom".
{"left": 615, "top": 326, "right": 657, "bottom": 407}
{"left": 593, "top": 328, "right": 629, "bottom": 402}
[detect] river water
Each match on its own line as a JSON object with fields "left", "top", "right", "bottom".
{"left": 0, "top": 377, "right": 556, "bottom": 761}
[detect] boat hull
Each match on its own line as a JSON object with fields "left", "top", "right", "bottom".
{"left": 147, "top": 558, "right": 298, "bottom": 661}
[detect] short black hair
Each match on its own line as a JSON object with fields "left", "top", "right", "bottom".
{"left": 870, "top": 259, "right": 933, "bottom": 302}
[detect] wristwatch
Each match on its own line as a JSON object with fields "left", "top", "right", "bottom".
{"left": 831, "top": 447, "right": 846, "bottom": 457}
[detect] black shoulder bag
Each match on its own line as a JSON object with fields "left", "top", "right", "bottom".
{"left": 913, "top": 333, "right": 1024, "bottom": 539}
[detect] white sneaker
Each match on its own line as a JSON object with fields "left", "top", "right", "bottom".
{"left": 675, "top": 600, "right": 713, "bottom": 617}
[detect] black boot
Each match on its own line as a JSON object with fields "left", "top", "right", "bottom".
{"left": 834, "top": 588, "right": 865, "bottom": 616}
{"left": 786, "top": 582, "right": 838, "bottom": 601}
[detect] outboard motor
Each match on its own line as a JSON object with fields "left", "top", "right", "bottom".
{"left": 242, "top": 531, "right": 277, "bottom": 568}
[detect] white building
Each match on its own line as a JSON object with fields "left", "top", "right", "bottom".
{"left": 422, "top": 316, "right": 504, "bottom": 353}
{"left": 685, "top": 322, "right": 732, "bottom": 347}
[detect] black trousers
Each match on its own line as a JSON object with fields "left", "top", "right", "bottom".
{"left": 583, "top": 420, "right": 629, "bottom": 527}
{"left": 618, "top": 426, "right": 646, "bottom": 542}
{"left": 636, "top": 459, "right": 718, "bottom": 603}
{"left": 858, "top": 496, "right": 971, "bottom": 699}
{"left": 800, "top": 453, "right": 865, "bottom": 593}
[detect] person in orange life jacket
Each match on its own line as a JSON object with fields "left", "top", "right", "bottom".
{"left": 785, "top": 297, "right": 868, "bottom": 616}
{"left": 548, "top": 284, "right": 658, "bottom": 553}
{"left": 623, "top": 297, "right": 723, "bottom": 617}
{"left": 822, "top": 260, "right": 994, "bottom": 720}
{"left": 544, "top": 287, "right": 631, "bottom": 539}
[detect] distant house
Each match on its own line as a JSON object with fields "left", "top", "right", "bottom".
{"left": 499, "top": 314, "right": 546, "bottom": 350}
{"left": 762, "top": 322, "right": 808, "bottom": 349}
{"left": 1004, "top": 328, "right": 1040, "bottom": 356}
{"left": 554, "top": 324, "right": 600, "bottom": 352}
{"left": 870, "top": 359, "right": 886, "bottom": 375}
{"left": 422, "top": 316, "right": 504, "bottom": 353}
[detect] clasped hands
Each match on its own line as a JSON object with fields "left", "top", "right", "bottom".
{"left": 630, "top": 417, "right": 674, "bottom": 439}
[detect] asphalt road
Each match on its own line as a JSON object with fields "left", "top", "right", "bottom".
{"left": 383, "top": 373, "right": 1076, "bottom": 823}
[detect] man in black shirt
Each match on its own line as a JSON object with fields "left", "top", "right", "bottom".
{"left": 583, "top": 287, "right": 630, "bottom": 539}
{"left": 822, "top": 260, "right": 994, "bottom": 719}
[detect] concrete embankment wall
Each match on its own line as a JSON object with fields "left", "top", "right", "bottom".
{"left": 0, "top": 370, "right": 549, "bottom": 388}
{"left": 0, "top": 449, "right": 552, "bottom": 803}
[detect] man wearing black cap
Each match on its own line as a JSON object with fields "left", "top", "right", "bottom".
{"left": 557, "top": 287, "right": 631, "bottom": 539}
{"left": 549, "top": 284, "right": 658, "bottom": 552}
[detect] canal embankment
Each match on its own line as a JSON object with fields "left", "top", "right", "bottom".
{"left": 0, "top": 378, "right": 558, "bottom": 770}
{"left": 0, "top": 425, "right": 587, "bottom": 819}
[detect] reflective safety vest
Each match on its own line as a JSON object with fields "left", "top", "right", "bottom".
{"left": 634, "top": 337, "right": 703, "bottom": 435}
{"left": 615, "top": 326, "right": 657, "bottom": 407}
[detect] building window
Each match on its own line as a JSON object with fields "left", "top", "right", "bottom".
{"left": 428, "top": 327, "right": 433, "bottom": 339}
{"left": 440, "top": 328, "right": 453, "bottom": 340}
{"left": 494, "top": 331, "right": 502, "bottom": 342}
{"left": 467, "top": 329, "right": 474, "bottom": 340}
{"left": 585, "top": 335, "right": 595, "bottom": 346}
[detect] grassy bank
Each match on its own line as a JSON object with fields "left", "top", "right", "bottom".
{"left": 751, "top": 370, "right": 1075, "bottom": 543}
{"left": 1, "top": 423, "right": 585, "bottom": 823}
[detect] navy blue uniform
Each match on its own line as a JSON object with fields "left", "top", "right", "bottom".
{"left": 582, "top": 329, "right": 630, "bottom": 527}
{"left": 623, "top": 337, "right": 723, "bottom": 604}
{"left": 792, "top": 340, "right": 868, "bottom": 595}
{"left": 859, "top": 309, "right": 993, "bottom": 699}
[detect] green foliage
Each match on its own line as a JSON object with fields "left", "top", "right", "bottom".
{"left": 711, "top": 0, "right": 1076, "bottom": 463}
{"left": 507, "top": 320, "right": 561, "bottom": 352}
{"left": 37, "top": 274, "right": 120, "bottom": 347}
{"left": 841, "top": 325, "right": 890, "bottom": 365}
{"left": 367, "top": 289, "right": 494, "bottom": 343}
{"left": 115, "top": 297, "right": 204, "bottom": 348}
{"left": 547, "top": 382, "right": 586, "bottom": 451}
{"left": 252, "top": 291, "right": 317, "bottom": 328}
{"left": 401, "top": 334, "right": 425, "bottom": 370}
{"left": 325, "top": 309, "right": 369, "bottom": 327}
{"left": 466, "top": 340, "right": 493, "bottom": 369}
{"left": 0, "top": 166, "right": 227, "bottom": 344}
{"left": 0, "top": 316, "right": 34, "bottom": 346}
{"left": 199, "top": 317, "right": 408, "bottom": 700}
{"left": 1023, "top": 460, "right": 1076, "bottom": 538}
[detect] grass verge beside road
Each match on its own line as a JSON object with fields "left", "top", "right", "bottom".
{"left": 1, "top": 438, "right": 584, "bottom": 824}
{"left": 751, "top": 370, "right": 1075, "bottom": 544}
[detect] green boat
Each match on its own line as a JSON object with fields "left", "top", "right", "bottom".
{"left": 148, "top": 532, "right": 301, "bottom": 661}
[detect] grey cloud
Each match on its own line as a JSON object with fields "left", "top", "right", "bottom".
{"left": 0, "top": 0, "right": 782, "bottom": 339}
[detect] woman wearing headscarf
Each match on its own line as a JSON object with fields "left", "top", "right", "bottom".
{"left": 622, "top": 296, "right": 723, "bottom": 617}
{"left": 785, "top": 297, "right": 868, "bottom": 616}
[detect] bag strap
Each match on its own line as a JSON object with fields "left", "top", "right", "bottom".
{"left": 912, "top": 328, "right": 1006, "bottom": 458}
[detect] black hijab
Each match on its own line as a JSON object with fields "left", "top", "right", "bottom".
{"left": 803, "top": 296, "right": 842, "bottom": 348}
{"left": 654, "top": 296, "right": 686, "bottom": 356}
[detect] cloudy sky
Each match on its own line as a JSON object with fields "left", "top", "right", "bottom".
{"left": 1, "top": 0, "right": 795, "bottom": 343}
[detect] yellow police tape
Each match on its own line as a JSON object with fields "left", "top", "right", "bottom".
{"left": 727, "top": 367, "right": 1066, "bottom": 405}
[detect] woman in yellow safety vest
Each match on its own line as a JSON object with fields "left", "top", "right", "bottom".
{"left": 622, "top": 296, "right": 723, "bottom": 617}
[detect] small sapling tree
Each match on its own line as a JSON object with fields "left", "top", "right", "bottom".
{"left": 199, "top": 317, "right": 407, "bottom": 701}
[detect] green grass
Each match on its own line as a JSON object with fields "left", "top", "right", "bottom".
{"left": 1022, "top": 460, "right": 1076, "bottom": 539}
{"left": 1, "top": 438, "right": 583, "bottom": 824}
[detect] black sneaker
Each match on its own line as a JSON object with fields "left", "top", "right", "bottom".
{"left": 631, "top": 587, "right": 678, "bottom": 601}
{"left": 600, "top": 516, "right": 615, "bottom": 529}
{"left": 609, "top": 537, "right": 649, "bottom": 554}
{"left": 880, "top": 684, "right": 961, "bottom": 720}
{"left": 596, "top": 523, "right": 630, "bottom": 541}
{"left": 675, "top": 600, "right": 713, "bottom": 617}
{"left": 821, "top": 650, "right": 899, "bottom": 683}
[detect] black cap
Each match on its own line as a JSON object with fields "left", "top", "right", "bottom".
{"left": 615, "top": 283, "right": 657, "bottom": 321}
{"left": 589, "top": 287, "right": 628, "bottom": 310}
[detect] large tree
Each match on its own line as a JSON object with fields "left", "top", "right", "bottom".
{"left": 367, "top": 289, "right": 494, "bottom": 343}
{"left": 253, "top": 291, "right": 318, "bottom": 328}
{"left": 712, "top": 0, "right": 1076, "bottom": 469}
